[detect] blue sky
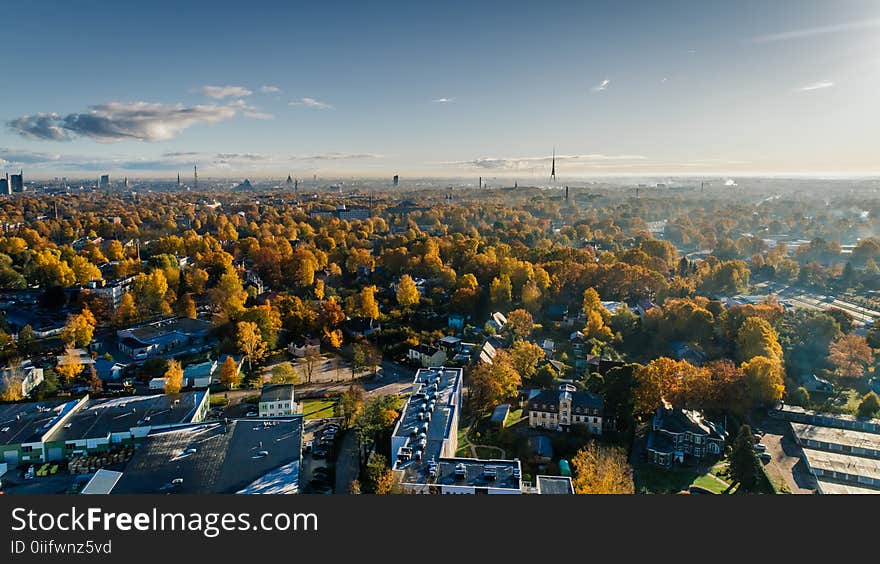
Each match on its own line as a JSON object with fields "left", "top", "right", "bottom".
{"left": 3, "top": 0, "right": 880, "bottom": 179}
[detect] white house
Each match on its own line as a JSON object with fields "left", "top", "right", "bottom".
{"left": 258, "top": 384, "right": 297, "bottom": 417}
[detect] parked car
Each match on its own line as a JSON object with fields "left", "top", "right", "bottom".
{"left": 246, "top": 411, "right": 258, "bottom": 417}
{"left": 312, "top": 446, "right": 329, "bottom": 459}
{"left": 758, "top": 452, "right": 771, "bottom": 463}
{"left": 303, "top": 440, "right": 313, "bottom": 453}
{"left": 754, "top": 443, "right": 767, "bottom": 452}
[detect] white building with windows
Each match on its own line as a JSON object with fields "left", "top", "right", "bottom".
{"left": 258, "top": 384, "right": 297, "bottom": 417}
{"left": 526, "top": 384, "right": 604, "bottom": 435}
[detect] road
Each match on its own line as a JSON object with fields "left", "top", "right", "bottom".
{"left": 757, "top": 418, "right": 818, "bottom": 494}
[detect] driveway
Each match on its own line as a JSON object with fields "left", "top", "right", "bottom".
{"left": 334, "top": 429, "right": 360, "bottom": 494}
{"left": 757, "top": 418, "right": 818, "bottom": 494}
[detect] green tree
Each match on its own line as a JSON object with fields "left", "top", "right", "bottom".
{"left": 857, "top": 391, "right": 880, "bottom": 419}
{"left": 729, "top": 424, "right": 760, "bottom": 491}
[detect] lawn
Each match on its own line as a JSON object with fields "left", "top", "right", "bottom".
{"left": 634, "top": 462, "right": 734, "bottom": 494}
{"left": 300, "top": 397, "right": 338, "bottom": 420}
{"left": 456, "top": 424, "right": 473, "bottom": 457}
{"left": 504, "top": 408, "right": 524, "bottom": 428}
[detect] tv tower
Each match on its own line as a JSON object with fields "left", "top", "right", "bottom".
{"left": 550, "top": 147, "right": 556, "bottom": 182}
{"left": 193, "top": 165, "right": 198, "bottom": 190}
{"left": 177, "top": 173, "right": 181, "bottom": 189}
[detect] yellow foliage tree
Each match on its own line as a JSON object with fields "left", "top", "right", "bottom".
{"left": 163, "top": 360, "right": 184, "bottom": 394}
{"left": 571, "top": 441, "right": 635, "bottom": 494}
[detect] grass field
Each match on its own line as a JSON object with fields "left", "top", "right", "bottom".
{"left": 300, "top": 397, "right": 338, "bottom": 420}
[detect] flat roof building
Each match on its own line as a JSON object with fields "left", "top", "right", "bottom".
{"left": 43, "top": 391, "right": 209, "bottom": 457}
{"left": 108, "top": 416, "right": 303, "bottom": 494}
{"left": 0, "top": 398, "right": 85, "bottom": 467}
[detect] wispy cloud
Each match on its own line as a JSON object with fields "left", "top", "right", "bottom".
{"left": 797, "top": 81, "right": 835, "bottom": 92}
{"left": 289, "top": 97, "right": 334, "bottom": 110}
{"left": 296, "top": 152, "right": 382, "bottom": 161}
{"left": 0, "top": 148, "right": 384, "bottom": 172}
{"left": 432, "top": 97, "right": 454, "bottom": 103}
{"left": 444, "top": 153, "right": 647, "bottom": 170}
{"left": 7, "top": 102, "right": 237, "bottom": 142}
{"left": 243, "top": 111, "right": 275, "bottom": 120}
{"left": 259, "top": 85, "right": 281, "bottom": 94}
{"left": 200, "top": 85, "right": 254, "bottom": 99}
{"left": 591, "top": 79, "right": 610, "bottom": 92}
{"left": 750, "top": 18, "right": 880, "bottom": 43}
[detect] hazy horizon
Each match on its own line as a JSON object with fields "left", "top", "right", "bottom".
{"left": 4, "top": 0, "right": 880, "bottom": 178}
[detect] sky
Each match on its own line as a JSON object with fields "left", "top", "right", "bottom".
{"left": 3, "top": 0, "right": 880, "bottom": 180}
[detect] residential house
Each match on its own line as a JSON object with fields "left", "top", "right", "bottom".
{"left": 526, "top": 384, "right": 604, "bottom": 434}
{"left": 486, "top": 312, "right": 507, "bottom": 332}
{"left": 343, "top": 317, "right": 381, "bottom": 338}
{"left": 289, "top": 336, "right": 321, "bottom": 358}
{"left": 1, "top": 361, "right": 44, "bottom": 398}
{"left": 258, "top": 384, "right": 297, "bottom": 417}
{"left": 407, "top": 344, "right": 447, "bottom": 368}
{"left": 646, "top": 400, "right": 727, "bottom": 468}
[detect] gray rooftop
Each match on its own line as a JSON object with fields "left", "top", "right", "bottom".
{"left": 536, "top": 475, "right": 575, "bottom": 495}
{"left": 0, "top": 399, "right": 81, "bottom": 446}
{"left": 392, "top": 367, "right": 462, "bottom": 465}
{"left": 111, "top": 416, "right": 303, "bottom": 494}
{"left": 45, "top": 392, "right": 206, "bottom": 444}
{"left": 399, "top": 457, "right": 522, "bottom": 491}
{"left": 259, "top": 384, "right": 295, "bottom": 404}
{"left": 791, "top": 422, "right": 880, "bottom": 453}
{"left": 802, "top": 447, "right": 880, "bottom": 482}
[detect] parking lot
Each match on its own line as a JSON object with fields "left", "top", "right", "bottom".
{"left": 757, "top": 418, "right": 818, "bottom": 494}
{"left": 300, "top": 418, "right": 342, "bottom": 494}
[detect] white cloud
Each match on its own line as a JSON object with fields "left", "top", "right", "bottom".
{"left": 8, "top": 102, "right": 238, "bottom": 142}
{"left": 259, "top": 85, "right": 281, "bottom": 94}
{"left": 445, "top": 153, "right": 647, "bottom": 170}
{"left": 289, "top": 97, "right": 334, "bottom": 110}
{"left": 750, "top": 18, "right": 880, "bottom": 43}
{"left": 200, "top": 85, "right": 254, "bottom": 99}
{"left": 591, "top": 79, "right": 610, "bottom": 92}
{"left": 796, "top": 81, "right": 835, "bottom": 92}
{"left": 244, "top": 111, "right": 275, "bottom": 120}
{"left": 432, "top": 97, "right": 454, "bottom": 103}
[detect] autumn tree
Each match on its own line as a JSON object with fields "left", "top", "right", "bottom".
{"left": 177, "top": 293, "right": 197, "bottom": 319}
{"left": 131, "top": 270, "right": 171, "bottom": 317}
{"left": 571, "top": 441, "right": 635, "bottom": 494}
{"left": 489, "top": 275, "right": 512, "bottom": 309}
{"left": 61, "top": 308, "right": 96, "bottom": 348}
{"left": 219, "top": 356, "right": 241, "bottom": 389}
{"left": 338, "top": 383, "right": 366, "bottom": 428}
{"left": 828, "top": 334, "right": 873, "bottom": 380}
{"left": 347, "top": 285, "right": 380, "bottom": 319}
{"left": 506, "top": 308, "right": 534, "bottom": 340}
{"left": 0, "top": 367, "right": 24, "bottom": 401}
{"left": 163, "top": 359, "right": 184, "bottom": 393}
{"left": 237, "top": 321, "right": 268, "bottom": 375}
{"left": 508, "top": 340, "right": 545, "bottom": 380}
{"left": 113, "top": 293, "right": 139, "bottom": 327}
{"left": 468, "top": 350, "right": 521, "bottom": 413}
{"left": 736, "top": 316, "right": 783, "bottom": 363}
{"left": 741, "top": 356, "right": 785, "bottom": 406}
{"left": 56, "top": 349, "right": 84, "bottom": 384}
{"left": 212, "top": 271, "right": 248, "bottom": 318}
{"left": 395, "top": 274, "right": 420, "bottom": 308}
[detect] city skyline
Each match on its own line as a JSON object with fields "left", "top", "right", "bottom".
{"left": 3, "top": 0, "right": 880, "bottom": 178}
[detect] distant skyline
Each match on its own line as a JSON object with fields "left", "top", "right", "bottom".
{"left": 3, "top": 0, "right": 880, "bottom": 178}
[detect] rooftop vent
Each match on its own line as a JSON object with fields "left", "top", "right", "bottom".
{"left": 454, "top": 463, "right": 466, "bottom": 478}
{"left": 171, "top": 478, "right": 184, "bottom": 485}
{"left": 483, "top": 466, "right": 497, "bottom": 480}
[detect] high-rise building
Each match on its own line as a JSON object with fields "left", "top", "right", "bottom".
{"left": 10, "top": 170, "right": 23, "bottom": 192}
{"left": 193, "top": 165, "right": 198, "bottom": 190}
{"left": 550, "top": 148, "right": 556, "bottom": 182}
{"left": 393, "top": 174, "right": 399, "bottom": 187}
{"left": 1, "top": 173, "right": 9, "bottom": 195}
{"left": 99, "top": 174, "right": 110, "bottom": 190}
